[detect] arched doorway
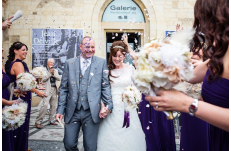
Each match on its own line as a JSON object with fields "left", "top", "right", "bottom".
{"left": 102, "top": 0, "right": 145, "bottom": 63}
{"left": 91, "top": 0, "right": 155, "bottom": 59}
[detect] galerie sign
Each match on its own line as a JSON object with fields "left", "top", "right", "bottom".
{"left": 102, "top": 0, "right": 145, "bottom": 23}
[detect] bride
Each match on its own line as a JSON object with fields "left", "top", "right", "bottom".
{"left": 97, "top": 36, "right": 146, "bottom": 151}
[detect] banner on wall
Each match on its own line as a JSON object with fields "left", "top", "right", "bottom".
{"left": 32, "top": 28, "right": 83, "bottom": 75}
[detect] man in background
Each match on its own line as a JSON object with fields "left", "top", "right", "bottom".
{"left": 35, "top": 58, "right": 61, "bottom": 129}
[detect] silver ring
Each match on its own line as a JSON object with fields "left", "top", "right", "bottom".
{"left": 156, "top": 102, "right": 158, "bottom": 108}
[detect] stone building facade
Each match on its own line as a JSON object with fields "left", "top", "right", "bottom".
{"left": 2, "top": 0, "right": 195, "bottom": 70}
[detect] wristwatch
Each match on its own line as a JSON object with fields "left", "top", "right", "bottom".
{"left": 189, "top": 99, "right": 198, "bottom": 116}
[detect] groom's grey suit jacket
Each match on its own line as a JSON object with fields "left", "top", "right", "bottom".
{"left": 57, "top": 56, "right": 113, "bottom": 123}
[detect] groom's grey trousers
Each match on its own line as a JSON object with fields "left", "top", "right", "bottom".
{"left": 64, "top": 107, "right": 99, "bottom": 151}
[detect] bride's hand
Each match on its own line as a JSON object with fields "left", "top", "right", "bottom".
{"left": 122, "top": 35, "right": 129, "bottom": 45}
{"left": 99, "top": 105, "right": 110, "bottom": 118}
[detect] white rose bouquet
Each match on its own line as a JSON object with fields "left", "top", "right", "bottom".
{"left": 15, "top": 72, "right": 37, "bottom": 97}
{"left": 2, "top": 98, "right": 28, "bottom": 131}
{"left": 122, "top": 86, "right": 142, "bottom": 128}
{"left": 30, "top": 67, "right": 47, "bottom": 89}
{"left": 133, "top": 28, "right": 195, "bottom": 120}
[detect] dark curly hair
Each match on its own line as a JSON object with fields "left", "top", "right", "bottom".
{"left": 191, "top": 0, "right": 229, "bottom": 81}
{"left": 108, "top": 41, "right": 128, "bottom": 82}
{"left": 7, "top": 41, "right": 28, "bottom": 62}
{"left": 190, "top": 35, "right": 209, "bottom": 61}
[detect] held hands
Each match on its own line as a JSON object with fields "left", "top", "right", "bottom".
{"left": 99, "top": 105, "right": 110, "bottom": 118}
{"left": 2, "top": 16, "right": 14, "bottom": 30}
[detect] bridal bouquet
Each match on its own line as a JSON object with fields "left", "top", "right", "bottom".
{"left": 30, "top": 67, "right": 47, "bottom": 89}
{"left": 122, "top": 86, "right": 142, "bottom": 128}
{"left": 15, "top": 72, "right": 37, "bottom": 96}
{"left": 133, "top": 28, "right": 195, "bottom": 120}
{"left": 2, "top": 98, "right": 28, "bottom": 131}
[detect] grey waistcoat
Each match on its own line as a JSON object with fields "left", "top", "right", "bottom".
{"left": 76, "top": 62, "right": 91, "bottom": 110}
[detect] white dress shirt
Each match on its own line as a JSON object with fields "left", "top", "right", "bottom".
{"left": 80, "top": 55, "right": 92, "bottom": 74}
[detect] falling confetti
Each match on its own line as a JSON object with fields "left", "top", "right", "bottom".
{"left": 147, "top": 126, "right": 150, "bottom": 130}
{"left": 138, "top": 112, "right": 141, "bottom": 114}
{"left": 120, "top": 28, "right": 123, "bottom": 31}
{"left": 146, "top": 104, "right": 150, "bottom": 107}
{"left": 104, "top": 70, "right": 109, "bottom": 74}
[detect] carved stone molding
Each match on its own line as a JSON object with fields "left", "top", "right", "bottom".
{"left": 37, "top": 0, "right": 74, "bottom": 8}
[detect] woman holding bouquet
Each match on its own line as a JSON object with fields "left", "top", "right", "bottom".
{"left": 97, "top": 40, "right": 146, "bottom": 150}
{"left": 146, "top": 0, "right": 229, "bottom": 150}
{"left": 7, "top": 42, "right": 47, "bottom": 151}
{"left": 123, "top": 35, "right": 176, "bottom": 151}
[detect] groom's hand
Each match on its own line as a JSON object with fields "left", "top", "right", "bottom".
{"left": 99, "top": 106, "right": 111, "bottom": 118}
{"left": 56, "top": 114, "right": 63, "bottom": 122}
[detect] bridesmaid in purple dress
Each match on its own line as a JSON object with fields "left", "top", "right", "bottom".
{"left": 180, "top": 41, "right": 209, "bottom": 151}
{"left": 7, "top": 42, "right": 46, "bottom": 151}
{"left": 201, "top": 70, "right": 229, "bottom": 151}
{"left": 2, "top": 47, "right": 20, "bottom": 151}
{"left": 2, "top": 70, "right": 15, "bottom": 151}
{"left": 139, "top": 94, "right": 176, "bottom": 151}
{"left": 145, "top": 0, "right": 229, "bottom": 151}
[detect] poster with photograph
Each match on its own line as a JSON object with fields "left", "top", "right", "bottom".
{"left": 32, "top": 28, "right": 84, "bottom": 75}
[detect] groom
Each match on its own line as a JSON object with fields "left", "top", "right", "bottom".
{"left": 56, "top": 36, "right": 113, "bottom": 151}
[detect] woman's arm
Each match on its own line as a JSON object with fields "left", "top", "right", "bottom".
{"left": 2, "top": 98, "right": 18, "bottom": 106}
{"left": 145, "top": 90, "right": 229, "bottom": 132}
{"left": 2, "top": 65, "right": 6, "bottom": 73}
{"left": 122, "top": 35, "right": 138, "bottom": 61}
{"left": 11, "top": 62, "right": 47, "bottom": 97}
{"left": 196, "top": 101, "right": 229, "bottom": 132}
{"left": 189, "top": 59, "right": 209, "bottom": 84}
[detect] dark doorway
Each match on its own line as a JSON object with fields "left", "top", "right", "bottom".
{"left": 106, "top": 32, "right": 141, "bottom": 65}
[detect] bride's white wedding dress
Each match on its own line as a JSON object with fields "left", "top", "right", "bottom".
{"left": 97, "top": 65, "right": 146, "bottom": 151}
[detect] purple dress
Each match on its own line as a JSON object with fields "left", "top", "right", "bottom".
{"left": 139, "top": 94, "right": 176, "bottom": 151}
{"left": 2, "top": 70, "right": 15, "bottom": 151}
{"left": 201, "top": 69, "right": 229, "bottom": 151}
{"left": 180, "top": 113, "right": 209, "bottom": 151}
{"left": 8, "top": 59, "right": 32, "bottom": 151}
